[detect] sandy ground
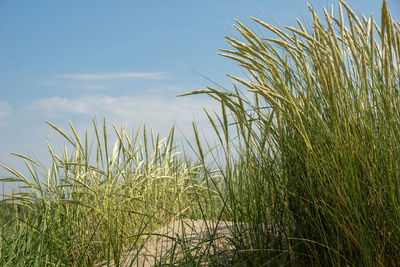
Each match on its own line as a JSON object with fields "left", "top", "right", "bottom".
{"left": 95, "top": 219, "right": 252, "bottom": 266}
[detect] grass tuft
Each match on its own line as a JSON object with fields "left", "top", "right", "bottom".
{"left": 1, "top": 1, "right": 400, "bottom": 266}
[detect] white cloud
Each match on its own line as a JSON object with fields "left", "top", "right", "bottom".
{"left": 55, "top": 72, "right": 168, "bottom": 80}
{"left": 0, "top": 101, "right": 11, "bottom": 126}
{"left": 28, "top": 94, "right": 220, "bottom": 136}
{"left": 29, "top": 96, "right": 93, "bottom": 115}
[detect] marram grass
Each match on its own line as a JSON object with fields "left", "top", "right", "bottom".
{"left": 0, "top": 120, "right": 223, "bottom": 266}
{"left": 184, "top": 0, "right": 400, "bottom": 265}
{"left": 2, "top": 0, "right": 400, "bottom": 266}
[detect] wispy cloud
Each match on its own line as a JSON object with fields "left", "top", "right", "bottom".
{"left": 0, "top": 101, "right": 11, "bottom": 126}
{"left": 55, "top": 72, "right": 168, "bottom": 80}
{"left": 28, "top": 93, "right": 219, "bottom": 135}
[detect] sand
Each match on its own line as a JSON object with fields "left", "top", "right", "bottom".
{"left": 95, "top": 219, "right": 253, "bottom": 266}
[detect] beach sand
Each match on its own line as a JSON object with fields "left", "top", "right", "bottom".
{"left": 95, "top": 219, "right": 253, "bottom": 266}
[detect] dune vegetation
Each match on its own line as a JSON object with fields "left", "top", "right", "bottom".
{"left": 1, "top": 0, "right": 400, "bottom": 266}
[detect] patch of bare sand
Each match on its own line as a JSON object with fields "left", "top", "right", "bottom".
{"left": 96, "top": 219, "right": 256, "bottom": 266}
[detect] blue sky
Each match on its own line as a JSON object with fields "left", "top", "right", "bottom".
{"left": 0, "top": 0, "right": 399, "bottom": 185}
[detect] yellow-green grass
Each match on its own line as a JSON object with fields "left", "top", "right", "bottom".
{"left": 0, "top": 120, "right": 224, "bottom": 266}
{"left": 183, "top": 0, "right": 400, "bottom": 265}
{"left": 1, "top": 0, "right": 400, "bottom": 266}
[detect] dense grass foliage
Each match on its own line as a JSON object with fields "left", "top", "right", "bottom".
{"left": 183, "top": 0, "right": 400, "bottom": 265}
{"left": 1, "top": 1, "right": 400, "bottom": 266}
{"left": 0, "top": 120, "right": 223, "bottom": 266}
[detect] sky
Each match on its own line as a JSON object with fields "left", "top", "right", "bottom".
{"left": 0, "top": 0, "right": 399, "bottom": 192}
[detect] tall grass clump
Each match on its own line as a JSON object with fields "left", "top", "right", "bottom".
{"left": 1, "top": 0, "right": 400, "bottom": 266}
{"left": 183, "top": 0, "right": 400, "bottom": 265}
{"left": 0, "top": 119, "right": 222, "bottom": 266}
